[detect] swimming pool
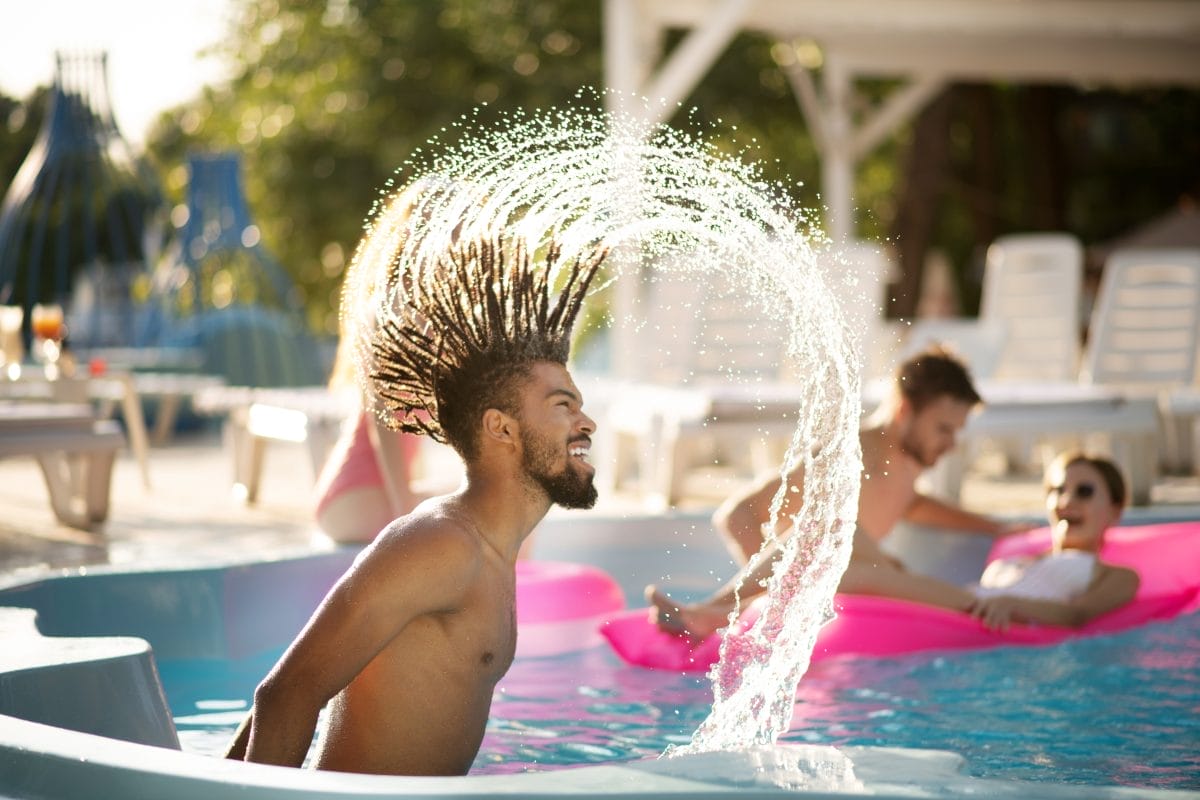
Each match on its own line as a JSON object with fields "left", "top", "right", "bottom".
{"left": 2, "top": 511, "right": 1197, "bottom": 798}
{"left": 163, "top": 611, "right": 1200, "bottom": 788}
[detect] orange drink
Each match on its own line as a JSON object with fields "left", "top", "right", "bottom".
{"left": 30, "top": 304, "right": 65, "bottom": 341}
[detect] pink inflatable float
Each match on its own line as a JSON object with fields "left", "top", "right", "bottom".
{"left": 515, "top": 560, "right": 626, "bottom": 658}
{"left": 601, "top": 521, "right": 1200, "bottom": 672}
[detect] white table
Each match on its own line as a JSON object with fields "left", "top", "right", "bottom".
{"left": 193, "top": 385, "right": 352, "bottom": 504}
{"left": 0, "top": 401, "right": 125, "bottom": 529}
{"left": 0, "top": 370, "right": 226, "bottom": 489}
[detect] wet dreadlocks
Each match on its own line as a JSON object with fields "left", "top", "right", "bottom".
{"left": 361, "top": 213, "right": 606, "bottom": 460}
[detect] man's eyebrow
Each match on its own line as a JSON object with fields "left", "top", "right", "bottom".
{"left": 546, "top": 387, "right": 581, "bottom": 403}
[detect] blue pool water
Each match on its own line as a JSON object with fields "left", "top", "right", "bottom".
{"left": 161, "top": 610, "right": 1200, "bottom": 790}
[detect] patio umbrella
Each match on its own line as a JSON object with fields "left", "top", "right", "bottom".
{"left": 0, "top": 52, "right": 166, "bottom": 350}
{"left": 146, "top": 152, "right": 326, "bottom": 388}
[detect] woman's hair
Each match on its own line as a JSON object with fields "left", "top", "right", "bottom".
{"left": 328, "top": 182, "right": 432, "bottom": 392}
{"left": 354, "top": 194, "right": 606, "bottom": 460}
{"left": 1046, "top": 451, "right": 1128, "bottom": 508}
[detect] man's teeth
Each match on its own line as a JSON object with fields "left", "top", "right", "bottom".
{"left": 569, "top": 447, "right": 590, "bottom": 460}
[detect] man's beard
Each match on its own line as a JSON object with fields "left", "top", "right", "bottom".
{"left": 521, "top": 428, "right": 598, "bottom": 509}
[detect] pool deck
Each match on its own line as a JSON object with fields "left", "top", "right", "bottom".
{"left": 4, "top": 426, "right": 1200, "bottom": 580}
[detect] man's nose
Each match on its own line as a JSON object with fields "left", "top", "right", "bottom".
{"left": 579, "top": 411, "right": 596, "bottom": 435}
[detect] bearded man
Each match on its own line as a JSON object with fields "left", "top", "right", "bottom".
{"left": 226, "top": 192, "right": 606, "bottom": 776}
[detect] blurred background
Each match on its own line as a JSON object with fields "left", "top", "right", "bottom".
{"left": 1, "top": 0, "right": 1198, "bottom": 353}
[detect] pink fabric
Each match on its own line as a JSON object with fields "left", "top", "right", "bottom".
{"left": 600, "top": 522, "right": 1200, "bottom": 672}
{"left": 314, "top": 412, "right": 421, "bottom": 518}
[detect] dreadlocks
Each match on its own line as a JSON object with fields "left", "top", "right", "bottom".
{"left": 365, "top": 224, "right": 606, "bottom": 460}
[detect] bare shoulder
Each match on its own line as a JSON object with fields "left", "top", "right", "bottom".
{"left": 351, "top": 498, "right": 486, "bottom": 596}
{"left": 1095, "top": 561, "right": 1140, "bottom": 592}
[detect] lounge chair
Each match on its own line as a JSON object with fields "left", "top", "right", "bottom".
{"left": 603, "top": 241, "right": 893, "bottom": 508}
{"left": 1082, "top": 247, "right": 1200, "bottom": 474}
{"left": 193, "top": 386, "right": 350, "bottom": 504}
{"left": 982, "top": 233, "right": 1084, "bottom": 382}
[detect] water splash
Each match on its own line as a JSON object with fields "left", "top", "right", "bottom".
{"left": 361, "top": 95, "right": 863, "bottom": 751}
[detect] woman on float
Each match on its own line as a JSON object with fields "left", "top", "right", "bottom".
{"left": 967, "top": 451, "right": 1138, "bottom": 631}
{"left": 312, "top": 184, "right": 432, "bottom": 543}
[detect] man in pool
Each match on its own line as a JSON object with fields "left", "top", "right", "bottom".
{"left": 649, "top": 346, "right": 1031, "bottom": 636}
{"left": 225, "top": 223, "right": 607, "bottom": 775}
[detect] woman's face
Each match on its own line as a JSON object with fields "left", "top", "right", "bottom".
{"left": 1044, "top": 460, "right": 1122, "bottom": 551}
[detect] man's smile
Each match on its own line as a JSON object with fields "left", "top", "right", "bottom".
{"left": 568, "top": 438, "right": 593, "bottom": 469}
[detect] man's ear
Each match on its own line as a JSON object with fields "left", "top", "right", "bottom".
{"left": 481, "top": 408, "right": 518, "bottom": 449}
{"left": 892, "top": 393, "right": 914, "bottom": 424}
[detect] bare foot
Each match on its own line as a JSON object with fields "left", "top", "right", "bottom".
{"left": 645, "top": 585, "right": 735, "bottom": 639}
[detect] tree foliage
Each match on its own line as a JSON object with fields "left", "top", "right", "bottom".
{"left": 145, "top": 0, "right": 612, "bottom": 335}
{"left": 142, "top": 0, "right": 835, "bottom": 335}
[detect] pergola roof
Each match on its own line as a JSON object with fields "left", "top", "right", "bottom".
{"left": 605, "top": 0, "right": 1200, "bottom": 243}
{"left": 640, "top": 0, "right": 1200, "bottom": 86}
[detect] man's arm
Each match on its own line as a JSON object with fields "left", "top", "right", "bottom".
{"left": 970, "top": 564, "right": 1139, "bottom": 630}
{"left": 236, "top": 519, "right": 477, "bottom": 767}
{"left": 903, "top": 493, "right": 1032, "bottom": 538}
{"left": 224, "top": 711, "right": 253, "bottom": 760}
{"left": 649, "top": 524, "right": 977, "bottom": 638}
{"left": 712, "top": 464, "right": 807, "bottom": 565}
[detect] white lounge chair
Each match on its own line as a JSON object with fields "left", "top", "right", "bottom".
{"left": 1082, "top": 247, "right": 1200, "bottom": 474}
{"left": 911, "top": 238, "right": 1170, "bottom": 505}
{"left": 0, "top": 402, "right": 125, "bottom": 529}
{"left": 982, "top": 233, "right": 1084, "bottom": 382}
{"left": 971, "top": 233, "right": 1085, "bottom": 472}
{"left": 604, "top": 241, "right": 893, "bottom": 508}
{"left": 194, "top": 386, "right": 349, "bottom": 504}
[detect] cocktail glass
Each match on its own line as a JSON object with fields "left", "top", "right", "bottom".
{"left": 30, "top": 303, "right": 66, "bottom": 378}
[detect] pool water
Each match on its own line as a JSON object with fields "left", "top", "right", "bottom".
{"left": 161, "top": 611, "right": 1200, "bottom": 789}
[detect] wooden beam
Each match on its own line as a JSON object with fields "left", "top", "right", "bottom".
{"left": 643, "top": 0, "right": 1200, "bottom": 87}
{"left": 639, "top": 0, "right": 756, "bottom": 124}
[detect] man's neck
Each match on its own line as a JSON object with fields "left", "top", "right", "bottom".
{"left": 455, "top": 468, "right": 551, "bottom": 563}
{"left": 862, "top": 423, "right": 919, "bottom": 469}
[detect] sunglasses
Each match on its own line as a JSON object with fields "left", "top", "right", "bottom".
{"left": 1047, "top": 482, "right": 1096, "bottom": 500}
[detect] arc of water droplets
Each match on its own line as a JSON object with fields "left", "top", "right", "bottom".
{"left": 369, "top": 99, "right": 863, "bottom": 751}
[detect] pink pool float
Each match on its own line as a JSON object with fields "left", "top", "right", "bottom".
{"left": 516, "top": 560, "right": 626, "bottom": 658}
{"left": 601, "top": 521, "right": 1200, "bottom": 672}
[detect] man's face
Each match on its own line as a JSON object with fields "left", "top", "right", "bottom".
{"left": 516, "top": 362, "right": 598, "bottom": 509}
{"left": 898, "top": 395, "right": 972, "bottom": 468}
